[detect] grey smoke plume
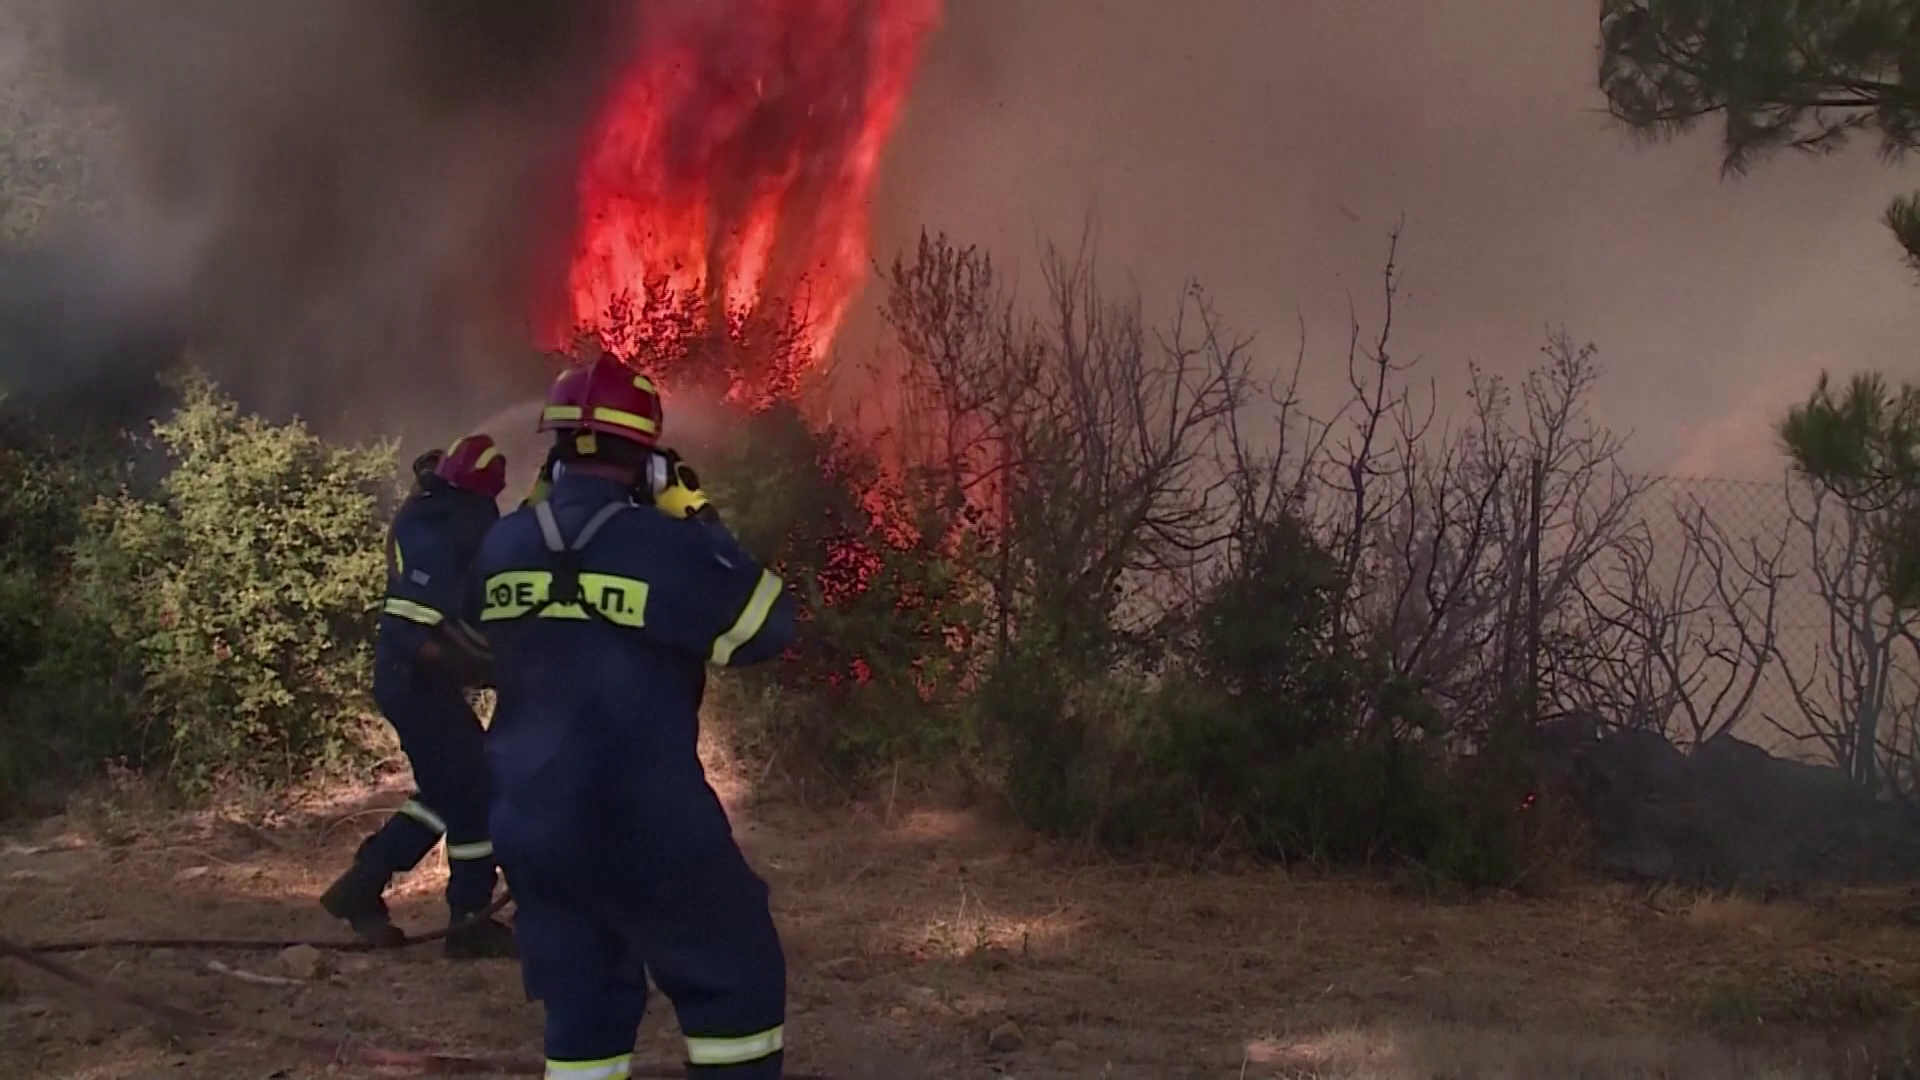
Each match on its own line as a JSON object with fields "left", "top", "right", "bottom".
{"left": 869, "top": 0, "right": 1920, "bottom": 479}
{"left": 17, "top": 0, "right": 645, "bottom": 438}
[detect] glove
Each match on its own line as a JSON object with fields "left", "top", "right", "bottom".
{"left": 428, "top": 620, "right": 495, "bottom": 690}
{"left": 653, "top": 449, "right": 714, "bottom": 521}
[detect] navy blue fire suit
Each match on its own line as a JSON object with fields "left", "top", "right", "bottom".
{"left": 470, "top": 472, "right": 797, "bottom": 1079}
{"left": 365, "top": 483, "right": 503, "bottom": 917}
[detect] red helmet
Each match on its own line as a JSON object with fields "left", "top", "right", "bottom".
{"left": 435, "top": 433, "right": 507, "bottom": 498}
{"left": 536, "top": 363, "right": 590, "bottom": 433}
{"left": 538, "top": 351, "right": 663, "bottom": 450}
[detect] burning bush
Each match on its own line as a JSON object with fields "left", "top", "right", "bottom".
{"left": 700, "top": 404, "right": 995, "bottom": 788}
{"left": 553, "top": 0, "right": 942, "bottom": 364}
{"left": 555, "top": 272, "right": 996, "bottom": 790}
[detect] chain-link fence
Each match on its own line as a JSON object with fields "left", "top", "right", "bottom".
{"left": 1571, "top": 472, "right": 1920, "bottom": 777}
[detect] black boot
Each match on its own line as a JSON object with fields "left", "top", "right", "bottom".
{"left": 443, "top": 911, "right": 516, "bottom": 960}
{"left": 319, "top": 842, "right": 407, "bottom": 949}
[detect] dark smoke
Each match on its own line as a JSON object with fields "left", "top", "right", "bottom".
{"left": 9, "top": 0, "right": 647, "bottom": 440}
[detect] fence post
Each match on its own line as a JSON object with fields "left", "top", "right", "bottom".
{"left": 1527, "top": 455, "right": 1546, "bottom": 726}
{"left": 1499, "top": 468, "right": 1522, "bottom": 709}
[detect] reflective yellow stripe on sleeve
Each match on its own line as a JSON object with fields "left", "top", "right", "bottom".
{"left": 685, "top": 1025, "right": 783, "bottom": 1066}
{"left": 445, "top": 840, "right": 494, "bottom": 861}
{"left": 544, "top": 1054, "right": 631, "bottom": 1080}
{"left": 382, "top": 597, "right": 444, "bottom": 626}
{"left": 397, "top": 799, "right": 447, "bottom": 835}
{"left": 709, "top": 570, "right": 782, "bottom": 666}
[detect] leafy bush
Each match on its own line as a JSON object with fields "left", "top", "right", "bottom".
{"left": 984, "top": 512, "right": 1519, "bottom": 886}
{"left": 0, "top": 402, "right": 127, "bottom": 812}
{"left": 58, "top": 373, "right": 394, "bottom": 794}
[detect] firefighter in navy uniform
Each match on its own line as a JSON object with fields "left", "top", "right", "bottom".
{"left": 470, "top": 358, "right": 796, "bottom": 1080}
{"left": 321, "top": 434, "right": 517, "bottom": 960}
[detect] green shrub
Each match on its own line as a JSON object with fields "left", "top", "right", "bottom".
{"left": 0, "top": 403, "right": 128, "bottom": 813}
{"left": 985, "top": 512, "right": 1540, "bottom": 888}
{"left": 997, "top": 670, "right": 1536, "bottom": 887}
{"left": 59, "top": 373, "right": 394, "bottom": 794}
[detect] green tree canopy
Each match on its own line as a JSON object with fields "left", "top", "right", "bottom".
{"left": 1602, "top": 2, "right": 1920, "bottom": 606}
{"left": 1780, "top": 371, "right": 1920, "bottom": 604}
{"left": 1599, "top": 0, "right": 1920, "bottom": 266}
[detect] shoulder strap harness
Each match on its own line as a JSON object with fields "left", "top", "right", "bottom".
{"left": 528, "top": 499, "right": 630, "bottom": 625}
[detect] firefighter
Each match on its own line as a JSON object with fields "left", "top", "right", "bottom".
{"left": 320, "top": 434, "right": 517, "bottom": 960}
{"left": 470, "top": 357, "right": 796, "bottom": 1079}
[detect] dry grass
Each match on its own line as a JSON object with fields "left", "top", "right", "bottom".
{"left": 1245, "top": 1024, "right": 1906, "bottom": 1079}
{"left": 5, "top": 765, "right": 1920, "bottom": 1078}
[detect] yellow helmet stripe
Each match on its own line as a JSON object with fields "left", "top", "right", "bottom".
{"left": 591, "top": 406, "right": 658, "bottom": 434}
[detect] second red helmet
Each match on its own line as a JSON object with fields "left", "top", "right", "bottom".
{"left": 435, "top": 433, "right": 507, "bottom": 499}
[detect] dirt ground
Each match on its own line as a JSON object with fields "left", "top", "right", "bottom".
{"left": 7, "top": 768, "right": 1920, "bottom": 1080}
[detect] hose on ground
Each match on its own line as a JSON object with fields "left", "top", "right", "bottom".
{"left": 23, "top": 892, "right": 516, "bottom": 954}
{"left": 0, "top": 921, "right": 832, "bottom": 1078}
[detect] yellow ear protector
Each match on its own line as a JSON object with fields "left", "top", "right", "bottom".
{"left": 647, "top": 449, "right": 709, "bottom": 519}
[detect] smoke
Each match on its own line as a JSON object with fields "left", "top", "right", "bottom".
{"left": 862, "top": 0, "right": 1920, "bottom": 476}
{"left": 9, "top": 0, "right": 646, "bottom": 438}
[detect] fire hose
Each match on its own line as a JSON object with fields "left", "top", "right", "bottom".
{"left": 1, "top": 897, "right": 833, "bottom": 1079}
{"left": 22, "top": 892, "right": 516, "bottom": 954}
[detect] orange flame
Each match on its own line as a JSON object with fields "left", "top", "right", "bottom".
{"left": 537, "top": 2, "right": 960, "bottom": 691}
{"left": 557, "top": 0, "right": 942, "bottom": 377}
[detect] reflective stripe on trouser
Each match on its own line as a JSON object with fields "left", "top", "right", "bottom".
{"left": 397, "top": 798, "right": 447, "bottom": 834}
{"left": 686, "top": 1026, "right": 783, "bottom": 1067}
{"left": 508, "top": 843, "right": 786, "bottom": 1080}
{"left": 544, "top": 1055, "right": 630, "bottom": 1080}
{"left": 396, "top": 803, "right": 494, "bottom": 865}
{"left": 366, "top": 798, "right": 444, "bottom": 877}
{"left": 369, "top": 664, "right": 499, "bottom": 914}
